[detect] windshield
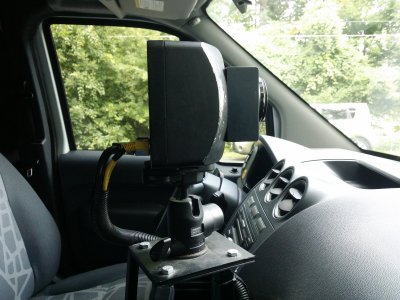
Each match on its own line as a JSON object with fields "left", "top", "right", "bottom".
{"left": 208, "top": 0, "right": 400, "bottom": 157}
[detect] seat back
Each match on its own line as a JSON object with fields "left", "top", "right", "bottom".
{"left": 0, "top": 154, "right": 60, "bottom": 298}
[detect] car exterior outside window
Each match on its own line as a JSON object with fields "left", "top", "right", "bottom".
{"left": 208, "top": 0, "right": 400, "bottom": 157}
{"left": 51, "top": 25, "right": 178, "bottom": 150}
{"left": 51, "top": 24, "right": 264, "bottom": 161}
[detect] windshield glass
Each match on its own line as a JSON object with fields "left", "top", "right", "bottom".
{"left": 208, "top": 0, "right": 400, "bottom": 157}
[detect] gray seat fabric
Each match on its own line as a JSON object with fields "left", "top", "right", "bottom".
{"left": 0, "top": 154, "right": 170, "bottom": 300}
{"left": 33, "top": 278, "right": 126, "bottom": 300}
{"left": 38, "top": 264, "right": 128, "bottom": 297}
{"left": 32, "top": 265, "right": 171, "bottom": 300}
{"left": 0, "top": 154, "right": 60, "bottom": 298}
{"left": 32, "top": 266, "right": 172, "bottom": 300}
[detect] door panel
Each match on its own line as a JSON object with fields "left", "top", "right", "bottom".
{"left": 58, "top": 151, "right": 173, "bottom": 272}
{"left": 58, "top": 150, "right": 243, "bottom": 273}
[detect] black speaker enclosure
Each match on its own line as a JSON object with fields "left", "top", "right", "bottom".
{"left": 224, "top": 67, "right": 259, "bottom": 142}
{"left": 147, "top": 40, "right": 227, "bottom": 169}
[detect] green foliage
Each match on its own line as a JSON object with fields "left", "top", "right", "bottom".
{"left": 53, "top": 0, "right": 400, "bottom": 156}
{"left": 52, "top": 25, "right": 177, "bottom": 149}
{"left": 207, "top": 0, "right": 255, "bottom": 29}
{"left": 208, "top": 0, "right": 400, "bottom": 120}
{"left": 259, "top": 0, "right": 306, "bottom": 21}
{"left": 338, "top": 0, "right": 400, "bottom": 66}
{"left": 281, "top": 0, "right": 372, "bottom": 103}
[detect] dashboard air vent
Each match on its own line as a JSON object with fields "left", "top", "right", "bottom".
{"left": 264, "top": 167, "right": 294, "bottom": 202}
{"left": 274, "top": 179, "right": 307, "bottom": 218}
{"left": 258, "top": 160, "right": 285, "bottom": 191}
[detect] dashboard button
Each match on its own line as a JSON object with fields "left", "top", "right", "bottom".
{"left": 236, "top": 220, "right": 244, "bottom": 241}
{"left": 241, "top": 228, "right": 248, "bottom": 239}
{"left": 250, "top": 205, "right": 260, "bottom": 217}
{"left": 245, "top": 227, "right": 251, "bottom": 236}
{"left": 255, "top": 218, "right": 266, "bottom": 232}
{"left": 236, "top": 228, "right": 244, "bottom": 245}
{"left": 232, "top": 227, "right": 239, "bottom": 244}
{"left": 240, "top": 218, "right": 246, "bottom": 228}
{"left": 248, "top": 196, "right": 256, "bottom": 206}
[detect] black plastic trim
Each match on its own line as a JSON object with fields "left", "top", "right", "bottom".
{"left": 42, "top": 23, "right": 76, "bottom": 150}
{"left": 362, "top": 149, "right": 400, "bottom": 162}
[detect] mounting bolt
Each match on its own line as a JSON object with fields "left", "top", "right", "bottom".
{"left": 160, "top": 265, "right": 174, "bottom": 276}
{"left": 227, "top": 249, "right": 239, "bottom": 257}
{"left": 138, "top": 242, "right": 150, "bottom": 249}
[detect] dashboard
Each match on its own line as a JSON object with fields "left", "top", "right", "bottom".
{"left": 223, "top": 135, "right": 400, "bottom": 299}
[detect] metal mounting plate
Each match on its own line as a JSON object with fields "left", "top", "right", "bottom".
{"left": 129, "top": 232, "right": 255, "bottom": 286}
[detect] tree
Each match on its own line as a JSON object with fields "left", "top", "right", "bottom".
{"left": 52, "top": 25, "right": 176, "bottom": 149}
{"left": 337, "top": 0, "right": 400, "bottom": 66}
{"left": 280, "top": 0, "right": 371, "bottom": 104}
{"left": 259, "top": 0, "right": 306, "bottom": 22}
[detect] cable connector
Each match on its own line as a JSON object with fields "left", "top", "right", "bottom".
{"left": 116, "top": 138, "right": 150, "bottom": 154}
{"left": 101, "top": 138, "right": 150, "bottom": 191}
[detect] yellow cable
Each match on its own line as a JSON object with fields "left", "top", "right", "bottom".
{"left": 122, "top": 139, "right": 150, "bottom": 154}
{"left": 102, "top": 160, "right": 117, "bottom": 192}
{"left": 102, "top": 139, "right": 150, "bottom": 191}
{"left": 121, "top": 142, "right": 136, "bottom": 152}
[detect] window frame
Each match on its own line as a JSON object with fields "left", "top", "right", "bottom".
{"left": 43, "top": 17, "right": 193, "bottom": 151}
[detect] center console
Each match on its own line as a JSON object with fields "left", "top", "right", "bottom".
{"left": 224, "top": 158, "right": 309, "bottom": 252}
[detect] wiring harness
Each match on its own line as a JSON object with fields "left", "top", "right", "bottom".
{"left": 92, "top": 139, "right": 159, "bottom": 245}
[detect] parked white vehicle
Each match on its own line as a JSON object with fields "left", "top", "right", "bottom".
{"left": 311, "top": 103, "right": 375, "bottom": 150}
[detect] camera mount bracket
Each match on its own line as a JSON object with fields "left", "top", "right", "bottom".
{"left": 125, "top": 232, "right": 255, "bottom": 300}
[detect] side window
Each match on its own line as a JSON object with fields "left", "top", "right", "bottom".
{"left": 51, "top": 25, "right": 178, "bottom": 150}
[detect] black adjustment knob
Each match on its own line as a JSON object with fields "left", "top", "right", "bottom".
{"left": 149, "top": 237, "right": 171, "bottom": 261}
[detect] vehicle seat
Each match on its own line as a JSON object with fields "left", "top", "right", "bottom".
{"left": 0, "top": 153, "right": 171, "bottom": 299}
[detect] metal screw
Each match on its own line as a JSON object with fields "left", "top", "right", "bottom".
{"left": 227, "top": 249, "right": 239, "bottom": 257}
{"left": 138, "top": 242, "right": 150, "bottom": 249}
{"left": 188, "top": 17, "right": 201, "bottom": 27}
{"left": 160, "top": 265, "right": 174, "bottom": 276}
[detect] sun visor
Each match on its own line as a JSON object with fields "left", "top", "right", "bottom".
{"left": 99, "top": 0, "right": 198, "bottom": 20}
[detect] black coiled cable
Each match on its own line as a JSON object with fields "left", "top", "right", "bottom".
{"left": 92, "top": 145, "right": 159, "bottom": 245}
{"left": 234, "top": 275, "right": 251, "bottom": 300}
{"left": 92, "top": 190, "right": 159, "bottom": 245}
